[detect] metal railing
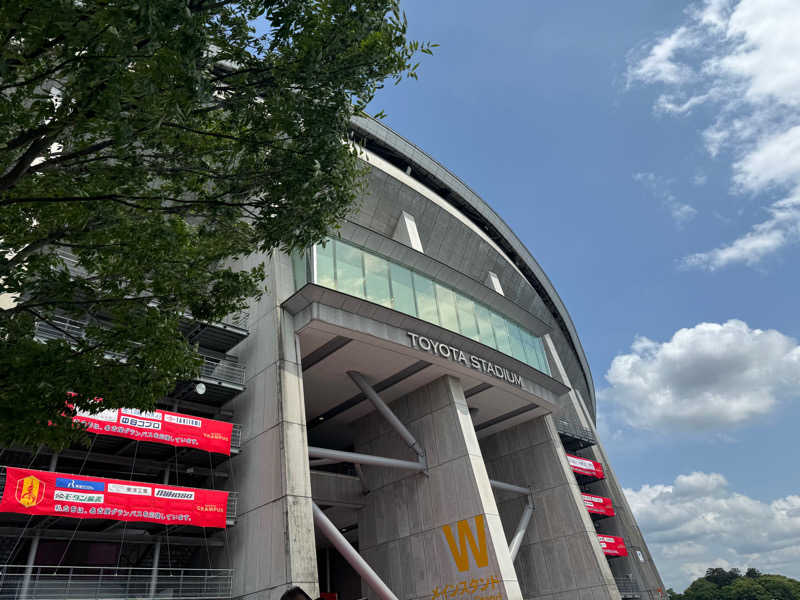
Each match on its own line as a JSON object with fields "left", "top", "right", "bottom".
{"left": 198, "top": 352, "right": 245, "bottom": 387}
{"left": 34, "top": 320, "right": 244, "bottom": 386}
{"left": 226, "top": 491, "right": 239, "bottom": 522}
{"left": 219, "top": 311, "right": 248, "bottom": 330}
{"left": 556, "top": 418, "right": 596, "bottom": 446}
{"left": 0, "top": 565, "right": 233, "bottom": 599}
{"left": 614, "top": 576, "right": 641, "bottom": 599}
{"left": 33, "top": 316, "right": 87, "bottom": 344}
{"left": 230, "top": 424, "right": 242, "bottom": 452}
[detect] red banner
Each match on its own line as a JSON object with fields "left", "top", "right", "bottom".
{"left": 73, "top": 407, "right": 233, "bottom": 455}
{"left": 0, "top": 467, "right": 228, "bottom": 529}
{"left": 582, "top": 493, "right": 615, "bottom": 517}
{"left": 597, "top": 534, "right": 628, "bottom": 557}
{"left": 567, "top": 454, "right": 604, "bottom": 479}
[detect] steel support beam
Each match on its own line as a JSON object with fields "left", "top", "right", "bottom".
{"left": 312, "top": 503, "right": 399, "bottom": 600}
{"left": 489, "top": 479, "right": 530, "bottom": 496}
{"left": 309, "top": 458, "right": 340, "bottom": 467}
{"left": 308, "top": 446, "right": 425, "bottom": 473}
{"left": 508, "top": 499, "right": 534, "bottom": 561}
{"left": 347, "top": 371, "right": 427, "bottom": 466}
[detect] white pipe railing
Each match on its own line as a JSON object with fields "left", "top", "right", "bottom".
{"left": 0, "top": 566, "right": 233, "bottom": 600}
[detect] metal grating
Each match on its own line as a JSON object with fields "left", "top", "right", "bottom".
{"left": 0, "top": 565, "right": 233, "bottom": 599}
{"left": 230, "top": 425, "right": 242, "bottom": 452}
{"left": 226, "top": 492, "right": 239, "bottom": 524}
{"left": 197, "top": 352, "right": 245, "bottom": 387}
{"left": 614, "top": 576, "right": 641, "bottom": 599}
{"left": 556, "top": 418, "right": 596, "bottom": 450}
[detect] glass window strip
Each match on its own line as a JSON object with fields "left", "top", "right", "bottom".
{"left": 306, "top": 239, "right": 551, "bottom": 375}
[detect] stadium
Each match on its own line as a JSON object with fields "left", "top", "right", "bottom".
{"left": 0, "top": 117, "right": 664, "bottom": 600}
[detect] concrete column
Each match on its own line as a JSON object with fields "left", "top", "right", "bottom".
{"left": 225, "top": 253, "right": 318, "bottom": 600}
{"left": 480, "top": 415, "right": 621, "bottom": 600}
{"left": 354, "top": 375, "right": 522, "bottom": 600}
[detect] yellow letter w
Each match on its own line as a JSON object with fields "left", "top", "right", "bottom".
{"left": 442, "top": 515, "right": 489, "bottom": 572}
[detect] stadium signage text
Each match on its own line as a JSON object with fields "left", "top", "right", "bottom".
{"left": 407, "top": 332, "right": 523, "bottom": 387}
{"left": 72, "top": 405, "right": 233, "bottom": 455}
{"left": 0, "top": 467, "right": 228, "bottom": 528}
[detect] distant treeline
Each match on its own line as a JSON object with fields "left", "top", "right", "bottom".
{"left": 668, "top": 568, "right": 800, "bottom": 600}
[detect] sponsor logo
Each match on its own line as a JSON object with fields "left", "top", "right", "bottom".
{"left": 53, "top": 490, "right": 104, "bottom": 504}
{"left": 108, "top": 483, "right": 151, "bottom": 496}
{"left": 567, "top": 456, "right": 594, "bottom": 470}
{"left": 56, "top": 478, "right": 105, "bottom": 492}
{"left": 121, "top": 408, "right": 162, "bottom": 421}
{"left": 16, "top": 476, "right": 45, "bottom": 508}
{"left": 119, "top": 415, "right": 162, "bottom": 430}
{"left": 164, "top": 414, "right": 202, "bottom": 428}
{"left": 154, "top": 488, "right": 195, "bottom": 500}
{"left": 442, "top": 515, "right": 489, "bottom": 572}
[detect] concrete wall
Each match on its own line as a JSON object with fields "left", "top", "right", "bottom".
{"left": 346, "top": 164, "right": 592, "bottom": 415}
{"left": 480, "top": 416, "right": 620, "bottom": 600}
{"left": 353, "top": 375, "right": 522, "bottom": 600}
{"left": 223, "top": 253, "right": 319, "bottom": 600}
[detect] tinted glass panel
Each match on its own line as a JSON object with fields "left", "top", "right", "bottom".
{"left": 364, "top": 254, "right": 392, "bottom": 307}
{"left": 389, "top": 263, "right": 417, "bottom": 316}
{"left": 474, "top": 304, "right": 496, "bottom": 348}
{"left": 316, "top": 243, "right": 335, "bottom": 288}
{"left": 412, "top": 273, "right": 439, "bottom": 325}
{"left": 435, "top": 284, "right": 460, "bottom": 332}
{"left": 490, "top": 311, "right": 512, "bottom": 355}
{"left": 455, "top": 295, "right": 479, "bottom": 340}
{"left": 334, "top": 240, "right": 365, "bottom": 297}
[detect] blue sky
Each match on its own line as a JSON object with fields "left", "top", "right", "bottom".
{"left": 368, "top": 1, "right": 800, "bottom": 591}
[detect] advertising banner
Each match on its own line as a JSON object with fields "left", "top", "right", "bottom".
{"left": 597, "top": 534, "right": 628, "bottom": 557}
{"left": 73, "top": 407, "right": 233, "bottom": 455}
{"left": 582, "top": 493, "right": 615, "bottom": 517}
{"left": 0, "top": 467, "right": 228, "bottom": 528}
{"left": 566, "top": 454, "right": 604, "bottom": 479}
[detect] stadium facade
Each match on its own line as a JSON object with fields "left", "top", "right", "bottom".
{"left": 0, "top": 117, "right": 664, "bottom": 600}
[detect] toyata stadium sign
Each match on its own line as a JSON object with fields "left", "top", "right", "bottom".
{"left": 407, "top": 332, "right": 523, "bottom": 387}
{"left": 0, "top": 467, "right": 228, "bottom": 528}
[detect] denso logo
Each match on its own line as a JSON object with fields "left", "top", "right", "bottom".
{"left": 55, "top": 478, "right": 105, "bottom": 492}
{"left": 154, "top": 488, "right": 195, "bottom": 500}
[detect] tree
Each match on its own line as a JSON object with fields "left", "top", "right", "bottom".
{"left": 745, "top": 569, "right": 762, "bottom": 579}
{"left": 720, "top": 578, "right": 771, "bottom": 600}
{"left": 705, "top": 568, "right": 742, "bottom": 588}
{"left": 683, "top": 579, "right": 719, "bottom": 600}
{"left": 0, "top": 0, "right": 433, "bottom": 448}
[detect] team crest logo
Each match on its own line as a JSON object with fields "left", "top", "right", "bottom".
{"left": 16, "top": 475, "right": 45, "bottom": 508}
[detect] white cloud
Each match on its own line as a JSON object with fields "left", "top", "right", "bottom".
{"left": 633, "top": 172, "right": 698, "bottom": 225}
{"left": 625, "top": 472, "right": 800, "bottom": 590}
{"left": 683, "top": 190, "right": 800, "bottom": 269}
{"left": 603, "top": 319, "right": 800, "bottom": 430}
{"left": 628, "top": 0, "right": 800, "bottom": 268}
{"left": 627, "top": 27, "right": 698, "bottom": 86}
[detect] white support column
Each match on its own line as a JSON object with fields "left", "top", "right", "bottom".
{"left": 308, "top": 446, "right": 425, "bottom": 473}
{"left": 312, "top": 503, "right": 399, "bottom": 600}
{"left": 508, "top": 500, "right": 535, "bottom": 562}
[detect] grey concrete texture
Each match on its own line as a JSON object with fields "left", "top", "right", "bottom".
{"left": 354, "top": 375, "right": 522, "bottom": 600}
{"left": 480, "top": 416, "right": 621, "bottom": 600}
{"left": 222, "top": 252, "right": 320, "bottom": 600}
{"left": 350, "top": 116, "right": 596, "bottom": 417}
{"left": 342, "top": 165, "right": 592, "bottom": 418}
